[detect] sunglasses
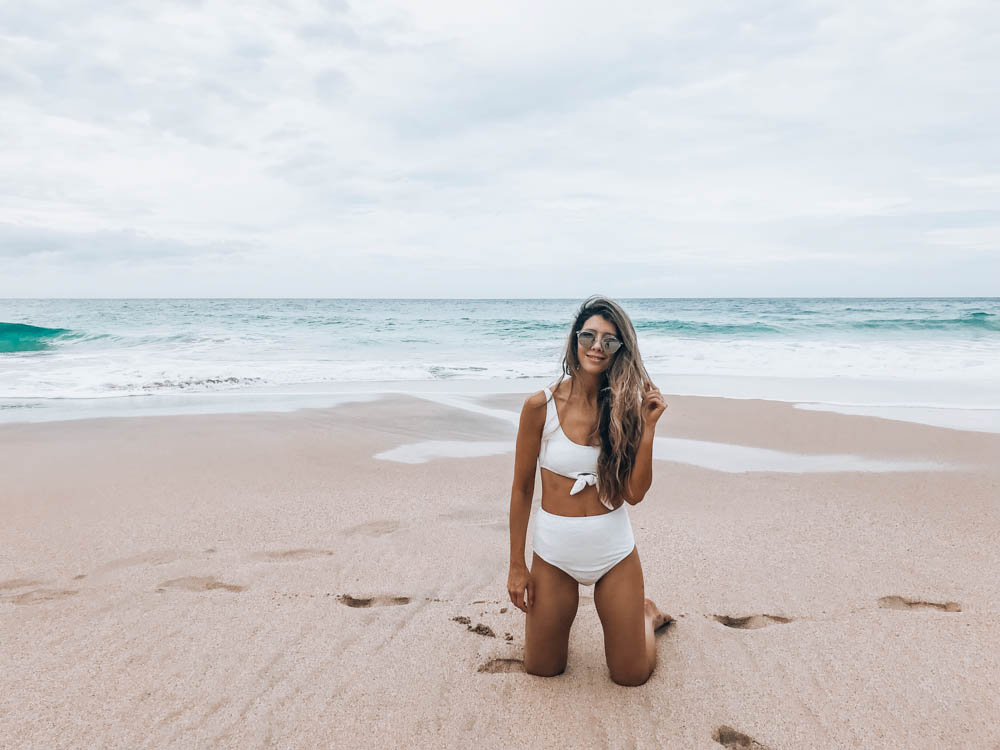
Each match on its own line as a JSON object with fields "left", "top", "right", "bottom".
{"left": 576, "top": 329, "right": 623, "bottom": 355}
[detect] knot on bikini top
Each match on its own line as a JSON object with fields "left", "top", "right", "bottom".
{"left": 569, "top": 472, "right": 598, "bottom": 495}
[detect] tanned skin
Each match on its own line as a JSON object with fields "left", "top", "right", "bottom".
{"left": 507, "top": 314, "right": 671, "bottom": 685}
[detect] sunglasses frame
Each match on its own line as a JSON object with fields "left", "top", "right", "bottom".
{"left": 576, "top": 329, "right": 623, "bottom": 355}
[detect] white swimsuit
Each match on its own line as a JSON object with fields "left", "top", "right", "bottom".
{"left": 537, "top": 385, "right": 604, "bottom": 501}
{"left": 532, "top": 385, "right": 636, "bottom": 586}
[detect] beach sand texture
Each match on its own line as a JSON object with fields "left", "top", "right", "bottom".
{"left": 1, "top": 393, "right": 999, "bottom": 749}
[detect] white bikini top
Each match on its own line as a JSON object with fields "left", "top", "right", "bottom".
{"left": 538, "top": 385, "right": 602, "bottom": 498}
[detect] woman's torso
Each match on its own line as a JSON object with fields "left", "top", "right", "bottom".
{"left": 538, "top": 379, "right": 615, "bottom": 517}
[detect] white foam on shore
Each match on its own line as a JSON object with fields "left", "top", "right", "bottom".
{"left": 0, "top": 392, "right": 381, "bottom": 424}
{"left": 322, "top": 375, "right": 1000, "bottom": 434}
{"left": 653, "top": 437, "right": 959, "bottom": 473}
{"left": 407, "top": 377, "right": 1000, "bottom": 434}
{"left": 373, "top": 434, "right": 959, "bottom": 473}
{"left": 410, "top": 392, "right": 522, "bottom": 426}
{"left": 793, "top": 403, "right": 1000, "bottom": 434}
{"left": 385, "top": 395, "right": 964, "bottom": 473}
{"left": 4, "top": 372, "right": 999, "bottom": 432}
{"left": 374, "top": 440, "right": 513, "bottom": 464}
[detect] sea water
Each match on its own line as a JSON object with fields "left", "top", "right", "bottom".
{"left": 1, "top": 298, "right": 998, "bottom": 430}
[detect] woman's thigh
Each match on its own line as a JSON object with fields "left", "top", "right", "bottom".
{"left": 593, "top": 546, "right": 647, "bottom": 683}
{"left": 524, "top": 552, "right": 579, "bottom": 676}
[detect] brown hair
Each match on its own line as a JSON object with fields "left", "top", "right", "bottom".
{"left": 549, "top": 295, "right": 652, "bottom": 509}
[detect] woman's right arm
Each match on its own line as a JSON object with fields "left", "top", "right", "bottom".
{"left": 507, "top": 391, "right": 545, "bottom": 613}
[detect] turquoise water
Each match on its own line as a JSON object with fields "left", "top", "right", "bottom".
{"left": 1, "top": 298, "right": 998, "bottom": 423}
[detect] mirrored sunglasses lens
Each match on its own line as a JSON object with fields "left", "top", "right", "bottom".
{"left": 603, "top": 339, "right": 621, "bottom": 354}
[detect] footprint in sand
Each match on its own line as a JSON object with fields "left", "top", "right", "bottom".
{"left": 251, "top": 549, "right": 334, "bottom": 561}
{"left": 157, "top": 577, "right": 245, "bottom": 593}
{"left": 712, "top": 725, "right": 772, "bottom": 749}
{"left": 478, "top": 658, "right": 524, "bottom": 674}
{"left": 342, "top": 520, "right": 400, "bottom": 537}
{"left": 439, "top": 510, "right": 507, "bottom": 532}
{"left": 97, "top": 551, "right": 179, "bottom": 573}
{"left": 6, "top": 588, "right": 79, "bottom": 606}
{"left": 336, "top": 594, "right": 411, "bottom": 608}
{"left": 878, "top": 595, "right": 961, "bottom": 612}
{"left": 451, "top": 615, "right": 496, "bottom": 637}
{"left": 712, "top": 614, "right": 792, "bottom": 629}
{"left": 0, "top": 578, "right": 46, "bottom": 591}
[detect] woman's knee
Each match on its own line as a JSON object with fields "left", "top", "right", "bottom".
{"left": 609, "top": 665, "right": 651, "bottom": 686}
{"left": 524, "top": 656, "right": 567, "bottom": 678}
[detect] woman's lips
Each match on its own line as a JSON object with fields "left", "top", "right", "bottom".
{"left": 586, "top": 354, "right": 605, "bottom": 362}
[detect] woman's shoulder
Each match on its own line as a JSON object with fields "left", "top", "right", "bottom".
{"left": 523, "top": 388, "right": 549, "bottom": 411}
{"left": 523, "top": 383, "right": 561, "bottom": 417}
{"left": 518, "top": 390, "right": 550, "bottom": 436}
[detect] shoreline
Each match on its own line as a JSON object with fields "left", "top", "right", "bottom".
{"left": 3, "top": 373, "right": 1000, "bottom": 433}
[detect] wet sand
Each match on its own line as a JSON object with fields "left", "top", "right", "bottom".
{"left": 1, "top": 393, "right": 998, "bottom": 748}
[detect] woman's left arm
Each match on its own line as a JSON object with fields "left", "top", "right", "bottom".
{"left": 624, "top": 426, "right": 656, "bottom": 504}
{"left": 624, "top": 383, "right": 667, "bottom": 505}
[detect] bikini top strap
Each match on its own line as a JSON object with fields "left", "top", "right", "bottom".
{"left": 541, "top": 386, "right": 557, "bottom": 434}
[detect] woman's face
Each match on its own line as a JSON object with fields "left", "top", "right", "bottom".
{"left": 577, "top": 314, "right": 620, "bottom": 375}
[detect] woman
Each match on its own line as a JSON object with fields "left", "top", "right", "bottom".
{"left": 507, "top": 295, "right": 672, "bottom": 686}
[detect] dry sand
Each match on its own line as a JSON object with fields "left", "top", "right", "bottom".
{"left": 1, "top": 393, "right": 998, "bottom": 749}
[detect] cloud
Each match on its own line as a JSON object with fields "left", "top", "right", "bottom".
{"left": 0, "top": 222, "right": 254, "bottom": 261}
{"left": 1, "top": 0, "right": 998, "bottom": 296}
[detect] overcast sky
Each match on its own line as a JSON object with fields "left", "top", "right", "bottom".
{"left": 2, "top": 0, "right": 998, "bottom": 297}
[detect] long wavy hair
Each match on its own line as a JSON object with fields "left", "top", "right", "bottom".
{"left": 548, "top": 295, "right": 652, "bottom": 509}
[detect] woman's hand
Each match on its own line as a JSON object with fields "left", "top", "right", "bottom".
{"left": 507, "top": 565, "right": 533, "bottom": 613}
{"left": 641, "top": 382, "right": 668, "bottom": 431}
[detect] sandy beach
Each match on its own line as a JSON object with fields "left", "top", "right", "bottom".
{"left": 2, "top": 392, "right": 998, "bottom": 749}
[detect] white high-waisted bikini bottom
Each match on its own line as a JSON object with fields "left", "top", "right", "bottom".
{"left": 532, "top": 503, "right": 635, "bottom": 586}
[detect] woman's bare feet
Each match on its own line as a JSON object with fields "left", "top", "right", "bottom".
{"left": 645, "top": 597, "right": 674, "bottom": 632}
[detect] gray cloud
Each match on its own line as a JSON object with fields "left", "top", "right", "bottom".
{"left": 1, "top": 0, "right": 998, "bottom": 296}
{"left": 313, "top": 68, "right": 350, "bottom": 99}
{"left": 295, "top": 20, "right": 362, "bottom": 47}
{"left": 0, "top": 223, "right": 253, "bottom": 262}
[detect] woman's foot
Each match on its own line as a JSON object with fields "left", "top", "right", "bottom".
{"left": 645, "top": 598, "right": 674, "bottom": 632}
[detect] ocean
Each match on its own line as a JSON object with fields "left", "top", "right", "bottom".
{"left": 2, "top": 298, "right": 999, "bottom": 430}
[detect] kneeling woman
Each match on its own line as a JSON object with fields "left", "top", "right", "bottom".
{"left": 507, "top": 295, "right": 672, "bottom": 686}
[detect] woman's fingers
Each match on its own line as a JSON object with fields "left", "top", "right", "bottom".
{"left": 526, "top": 580, "right": 534, "bottom": 609}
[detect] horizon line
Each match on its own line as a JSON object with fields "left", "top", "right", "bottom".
{"left": 3, "top": 296, "right": 999, "bottom": 301}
